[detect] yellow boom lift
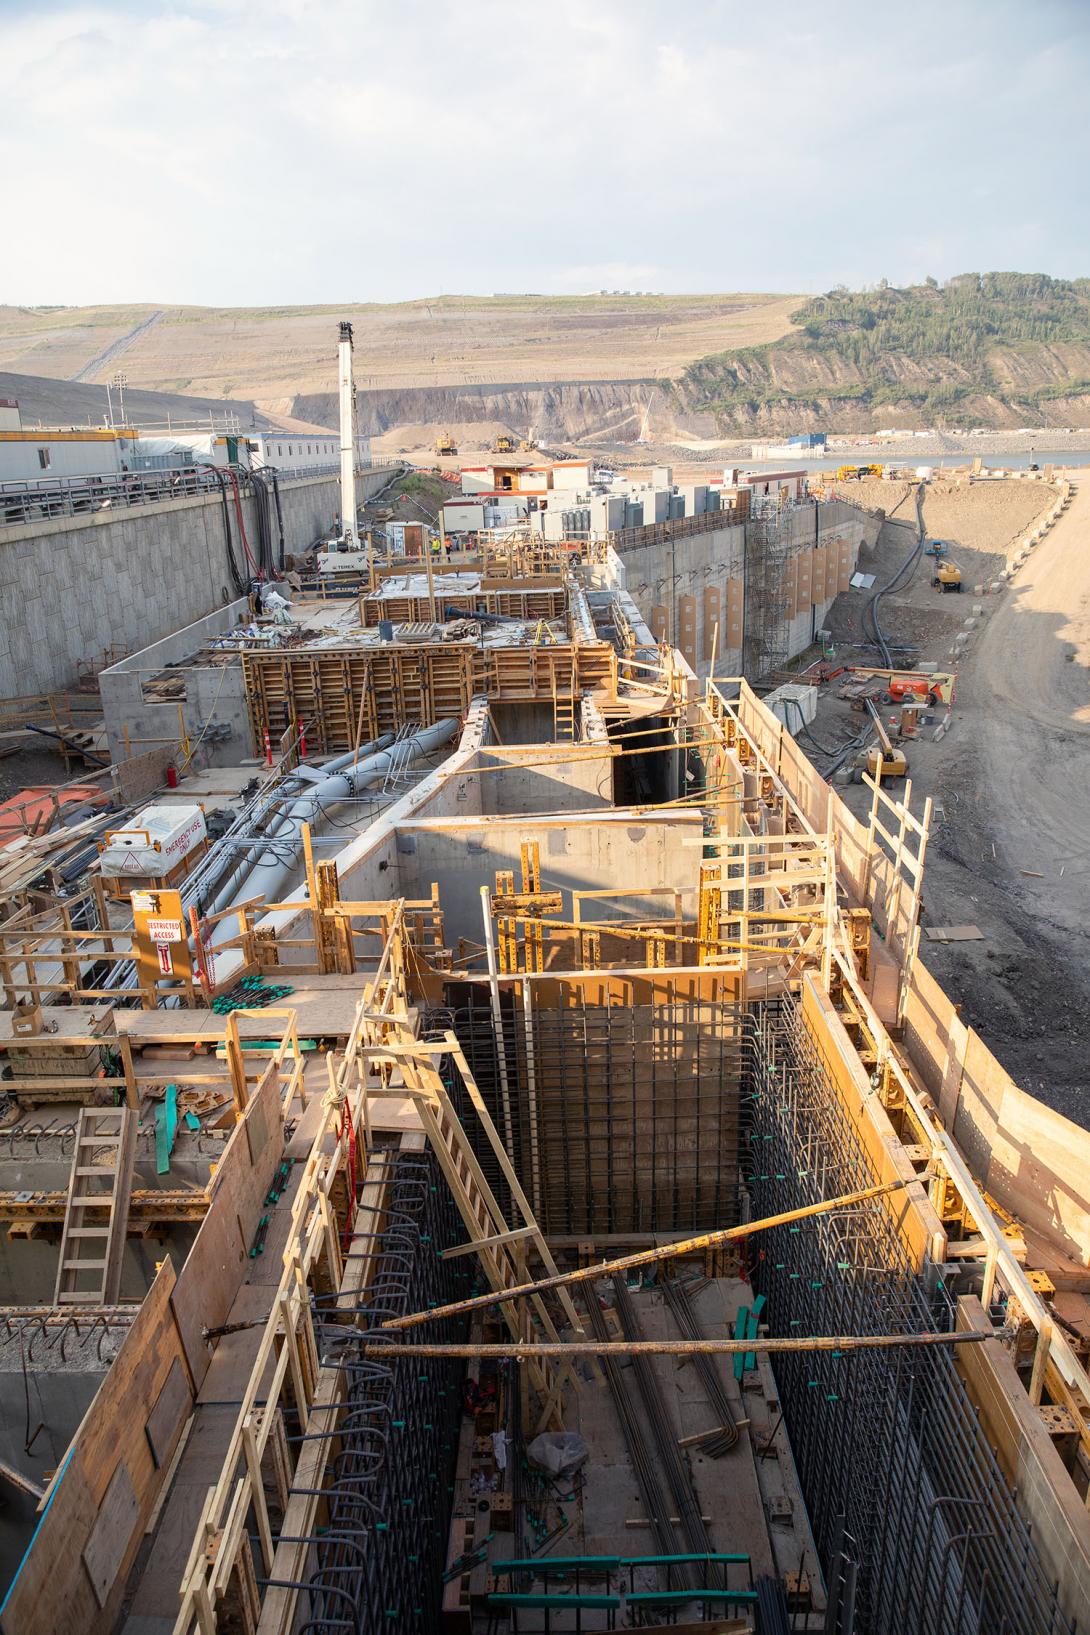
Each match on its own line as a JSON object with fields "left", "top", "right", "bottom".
{"left": 863, "top": 696, "right": 908, "bottom": 781}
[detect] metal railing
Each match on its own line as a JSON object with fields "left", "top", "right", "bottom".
{"left": 0, "top": 458, "right": 405, "bottom": 527}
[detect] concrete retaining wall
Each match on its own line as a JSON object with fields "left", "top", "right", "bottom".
{"left": 613, "top": 498, "right": 877, "bottom": 680}
{"left": 0, "top": 467, "right": 393, "bottom": 698}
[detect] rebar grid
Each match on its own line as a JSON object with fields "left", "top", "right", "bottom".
{"left": 438, "top": 996, "right": 744, "bottom": 1236}
{"left": 744, "top": 998, "right": 1076, "bottom": 1635}
{"left": 287, "top": 1149, "right": 470, "bottom": 1635}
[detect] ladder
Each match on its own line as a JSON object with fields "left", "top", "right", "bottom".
{"left": 373, "top": 1025, "right": 588, "bottom": 1428}
{"left": 54, "top": 1107, "right": 137, "bottom": 1306}
{"left": 552, "top": 661, "right": 576, "bottom": 743}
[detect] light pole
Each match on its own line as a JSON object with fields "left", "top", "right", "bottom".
{"left": 113, "top": 371, "right": 128, "bottom": 428}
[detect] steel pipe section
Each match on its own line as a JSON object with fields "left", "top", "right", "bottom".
{"left": 208, "top": 720, "right": 458, "bottom": 942}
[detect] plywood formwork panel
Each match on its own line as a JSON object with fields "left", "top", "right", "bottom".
{"left": 0, "top": 1260, "right": 193, "bottom": 1635}
{"left": 837, "top": 536, "right": 853, "bottom": 593}
{"left": 650, "top": 605, "right": 668, "bottom": 645}
{"left": 244, "top": 641, "right": 615, "bottom": 754}
{"left": 677, "top": 593, "right": 697, "bottom": 668}
{"left": 780, "top": 557, "right": 798, "bottom": 620}
{"left": 800, "top": 978, "right": 940, "bottom": 1270}
{"left": 725, "top": 577, "right": 743, "bottom": 652}
{"left": 811, "top": 543, "right": 827, "bottom": 605}
{"left": 795, "top": 550, "right": 813, "bottom": 611}
{"left": 702, "top": 586, "right": 721, "bottom": 661}
{"left": 362, "top": 587, "right": 567, "bottom": 627}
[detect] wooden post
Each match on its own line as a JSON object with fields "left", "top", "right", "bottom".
{"left": 424, "top": 533, "right": 437, "bottom": 624}
{"left": 92, "top": 871, "right": 115, "bottom": 955}
{"left": 119, "top": 1033, "right": 139, "bottom": 1111}
{"left": 224, "top": 1011, "right": 249, "bottom": 1117}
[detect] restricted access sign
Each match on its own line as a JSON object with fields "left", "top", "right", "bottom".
{"left": 146, "top": 918, "right": 182, "bottom": 944}
{"left": 130, "top": 888, "right": 193, "bottom": 1005}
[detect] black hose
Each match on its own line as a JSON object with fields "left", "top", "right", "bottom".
{"left": 268, "top": 469, "right": 286, "bottom": 569}
{"left": 249, "top": 470, "right": 273, "bottom": 576}
{"left": 865, "top": 483, "right": 926, "bottom": 668}
{"left": 208, "top": 466, "right": 248, "bottom": 594}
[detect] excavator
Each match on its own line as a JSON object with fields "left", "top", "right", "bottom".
{"left": 932, "top": 559, "right": 963, "bottom": 593}
{"left": 435, "top": 432, "right": 458, "bottom": 457}
{"left": 493, "top": 433, "right": 517, "bottom": 455}
{"left": 861, "top": 696, "right": 908, "bottom": 782}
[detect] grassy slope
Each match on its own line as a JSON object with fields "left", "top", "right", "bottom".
{"left": 0, "top": 294, "right": 803, "bottom": 401}
{"left": 673, "top": 274, "right": 1090, "bottom": 430}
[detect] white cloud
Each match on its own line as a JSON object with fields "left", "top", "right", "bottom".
{"left": 0, "top": 0, "right": 1087, "bottom": 304}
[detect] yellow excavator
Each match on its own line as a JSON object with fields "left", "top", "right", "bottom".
{"left": 863, "top": 696, "right": 908, "bottom": 782}
{"left": 493, "top": 433, "right": 517, "bottom": 455}
{"left": 435, "top": 432, "right": 458, "bottom": 457}
{"left": 932, "top": 559, "right": 963, "bottom": 593}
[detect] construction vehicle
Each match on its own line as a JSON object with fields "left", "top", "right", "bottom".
{"left": 861, "top": 696, "right": 908, "bottom": 782}
{"left": 836, "top": 463, "right": 883, "bottom": 481}
{"left": 932, "top": 560, "right": 963, "bottom": 593}
{"left": 493, "top": 433, "right": 517, "bottom": 455}
{"left": 924, "top": 538, "right": 949, "bottom": 559}
{"left": 519, "top": 431, "right": 538, "bottom": 452}
{"left": 435, "top": 432, "right": 458, "bottom": 457}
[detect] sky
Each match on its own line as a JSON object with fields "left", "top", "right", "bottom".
{"left": 2, "top": 0, "right": 1088, "bottom": 307}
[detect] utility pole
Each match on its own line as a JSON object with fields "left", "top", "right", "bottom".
{"left": 338, "top": 322, "right": 358, "bottom": 547}
{"left": 113, "top": 371, "right": 128, "bottom": 427}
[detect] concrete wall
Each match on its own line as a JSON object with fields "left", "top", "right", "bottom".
{"left": 612, "top": 498, "right": 878, "bottom": 680}
{"left": 99, "top": 600, "right": 251, "bottom": 769}
{"left": 0, "top": 467, "right": 392, "bottom": 698}
{"left": 396, "top": 810, "right": 702, "bottom": 946}
{"left": 474, "top": 747, "right": 613, "bottom": 815}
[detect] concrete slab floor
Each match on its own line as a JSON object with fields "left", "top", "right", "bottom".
{"left": 481, "top": 1275, "right": 822, "bottom": 1628}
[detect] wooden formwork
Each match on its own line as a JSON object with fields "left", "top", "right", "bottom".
{"left": 360, "top": 583, "right": 567, "bottom": 627}
{"left": 242, "top": 641, "right": 617, "bottom": 754}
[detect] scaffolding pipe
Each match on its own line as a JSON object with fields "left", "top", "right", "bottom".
{"left": 359, "top": 1332, "right": 994, "bottom": 1360}
{"left": 381, "top": 1178, "right": 910, "bottom": 1329}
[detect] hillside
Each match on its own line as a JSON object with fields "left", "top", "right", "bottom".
{"left": 0, "top": 294, "right": 802, "bottom": 407}
{"left": 0, "top": 369, "right": 295, "bottom": 433}
{"left": 673, "top": 273, "right": 1090, "bottom": 431}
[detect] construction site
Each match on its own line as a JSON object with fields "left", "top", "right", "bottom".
{"left": 0, "top": 326, "right": 1088, "bottom": 1635}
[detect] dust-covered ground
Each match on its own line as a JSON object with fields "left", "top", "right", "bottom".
{"left": 810, "top": 475, "right": 1090, "bottom": 1126}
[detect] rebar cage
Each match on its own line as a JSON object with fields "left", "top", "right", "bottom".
{"left": 744, "top": 998, "right": 1076, "bottom": 1635}
{"left": 293, "top": 1148, "right": 471, "bottom": 1635}
{"left": 437, "top": 992, "right": 745, "bottom": 1236}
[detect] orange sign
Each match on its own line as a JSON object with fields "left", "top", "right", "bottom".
{"left": 131, "top": 888, "right": 193, "bottom": 1005}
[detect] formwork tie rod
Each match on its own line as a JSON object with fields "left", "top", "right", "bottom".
{"left": 361, "top": 1331, "right": 996, "bottom": 1360}
{"left": 381, "top": 1179, "right": 911, "bottom": 1330}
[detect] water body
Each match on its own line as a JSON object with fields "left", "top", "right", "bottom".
{"left": 740, "top": 451, "right": 1090, "bottom": 472}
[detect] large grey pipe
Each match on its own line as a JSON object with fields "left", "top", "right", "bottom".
{"left": 199, "top": 736, "right": 392, "bottom": 922}
{"left": 209, "top": 719, "right": 459, "bottom": 941}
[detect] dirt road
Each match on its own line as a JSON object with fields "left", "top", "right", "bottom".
{"left": 963, "top": 480, "right": 1090, "bottom": 928}
{"left": 74, "top": 309, "right": 164, "bottom": 383}
{"left": 921, "top": 477, "right": 1090, "bottom": 1121}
